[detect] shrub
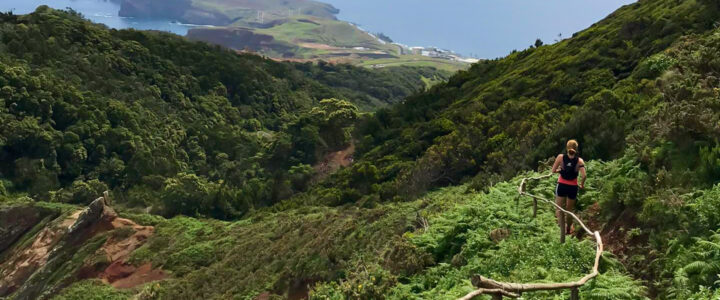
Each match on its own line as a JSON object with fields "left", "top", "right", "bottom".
{"left": 594, "top": 157, "right": 650, "bottom": 216}
{"left": 634, "top": 53, "right": 678, "bottom": 79}
{"left": 54, "top": 280, "right": 130, "bottom": 300}
{"left": 309, "top": 282, "right": 345, "bottom": 300}
{"left": 50, "top": 179, "right": 108, "bottom": 204}
{"left": 698, "top": 144, "right": 720, "bottom": 184}
{"left": 0, "top": 179, "right": 7, "bottom": 196}
{"left": 160, "top": 173, "right": 219, "bottom": 218}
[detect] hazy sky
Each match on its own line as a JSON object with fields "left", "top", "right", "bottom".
{"left": 322, "top": 0, "right": 637, "bottom": 58}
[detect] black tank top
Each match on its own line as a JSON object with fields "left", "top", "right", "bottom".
{"left": 560, "top": 155, "right": 579, "bottom": 180}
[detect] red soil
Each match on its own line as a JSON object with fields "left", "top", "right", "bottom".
{"left": 107, "top": 263, "right": 165, "bottom": 289}
{"left": 94, "top": 216, "right": 165, "bottom": 288}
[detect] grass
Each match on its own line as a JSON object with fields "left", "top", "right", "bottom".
{"left": 100, "top": 162, "right": 643, "bottom": 298}
{"left": 2, "top": 161, "right": 648, "bottom": 299}
{"left": 191, "top": 0, "right": 337, "bottom": 23}
{"left": 201, "top": 16, "right": 468, "bottom": 70}
{"left": 255, "top": 17, "right": 393, "bottom": 52}
{"left": 54, "top": 280, "right": 131, "bottom": 300}
{"left": 357, "top": 56, "right": 470, "bottom": 73}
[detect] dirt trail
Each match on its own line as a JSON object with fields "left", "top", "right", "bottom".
{"left": 107, "top": 262, "right": 165, "bottom": 288}
{"left": 313, "top": 143, "right": 355, "bottom": 180}
{"left": 581, "top": 204, "right": 645, "bottom": 256}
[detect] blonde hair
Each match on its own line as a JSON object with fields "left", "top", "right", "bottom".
{"left": 566, "top": 139, "right": 579, "bottom": 155}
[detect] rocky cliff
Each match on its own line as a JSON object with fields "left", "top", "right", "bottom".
{"left": 119, "top": 0, "right": 338, "bottom": 26}
{"left": 119, "top": 0, "right": 231, "bottom": 25}
{"left": 0, "top": 196, "right": 161, "bottom": 300}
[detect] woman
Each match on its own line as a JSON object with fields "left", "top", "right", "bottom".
{"left": 551, "top": 139, "right": 586, "bottom": 235}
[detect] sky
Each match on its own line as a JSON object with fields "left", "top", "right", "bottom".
{"left": 321, "top": 0, "right": 637, "bottom": 58}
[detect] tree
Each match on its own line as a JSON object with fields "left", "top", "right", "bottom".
{"left": 310, "top": 98, "right": 359, "bottom": 151}
{"left": 534, "top": 38, "right": 544, "bottom": 48}
{"left": 160, "top": 173, "right": 219, "bottom": 218}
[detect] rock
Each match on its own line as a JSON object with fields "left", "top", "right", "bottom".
{"left": 67, "top": 197, "right": 116, "bottom": 237}
{"left": 6, "top": 196, "right": 119, "bottom": 300}
{"left": 119, "top": 0, "right": 230, "bottom": 26}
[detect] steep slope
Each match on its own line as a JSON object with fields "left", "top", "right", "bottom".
{"left": 0, "top": 197, "right": 160, "bottom": 300}
{"left": 314, "top": 0, "right": 720, "bottom": 203}
{"left": 297, "top": 0, "right": 720, "bottom": 297}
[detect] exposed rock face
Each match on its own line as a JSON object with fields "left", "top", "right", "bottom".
{"left": 119, "top": 0, "right": 339, "bottom": 27}
{"left": 0, "top": 196, "right": 162, "bottom": 299}
{"left": 120, "top": 0, "right": 231, "bottom": 25}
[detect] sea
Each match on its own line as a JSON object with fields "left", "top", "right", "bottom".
{"left": 1, "top": 0, "right": 637, "bottom": 58}
{"left": 1, "top": 0, "right": 193, "bottom": 35}
{"left": 321, "top": 0, "right": 637, "bottom": 58}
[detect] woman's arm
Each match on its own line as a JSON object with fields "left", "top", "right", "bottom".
{"left": 551, "top": 154, "right": 563, "bottom": 174}
{"left": 579, "top": 158, "right": 587, "bottom": 188}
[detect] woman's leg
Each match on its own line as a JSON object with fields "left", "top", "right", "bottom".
{"left": 565, "top": 198, "right": 576, "bottom": 234}
{"left": 555, "top": 195, "right": 566, "bottom": 229}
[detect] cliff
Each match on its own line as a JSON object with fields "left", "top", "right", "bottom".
{"left": 119, "top": 0, "right": 231, "bottom": 25}
{"left": 119, "top": 0, "right": 338, "bottom": 26}
{"left": 0, "top": 196, "right": 161, "bottom": 300}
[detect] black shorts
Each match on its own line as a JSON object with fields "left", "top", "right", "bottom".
{"left": 555, "top": 183, "right": 578, "bottom": 199}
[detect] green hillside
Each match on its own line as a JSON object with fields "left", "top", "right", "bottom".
{"left": 120, "top": 0, "right": 470, "bottom": 71}
{"left": 192, "top": 0, "right": 340, "bottom": 23}
{"left": 55, "top": 166, "right": 649, "bottom": 300}
{"left": 2, "top": 0, "right": 720, "bottom": 299}
{"left": 0, "top": 6, "right": 442, "bottom": 217}
{"left": 186, "top": 16, "right": 469, "bottom": 73}
{"left": 337, "top": 0, "right": 720, "bottom": 199}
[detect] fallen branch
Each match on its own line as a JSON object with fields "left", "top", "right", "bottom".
{"left": 458, "top": 288, "right": 519, "bottom": 300}
{"left": 459, "top": 173, "right": 603, "bottom": 299}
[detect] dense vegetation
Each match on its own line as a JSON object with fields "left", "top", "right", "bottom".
{"left": 56, "top": 168, "right": 649, "bottom": 300}
{"left": 295, "top": 0, "right": 720, "bottom": 297}
{"left": 2, "top": 0, "right": 720, "bottom": 299}
{"left": 0, "top": 6, "right": 443, "bottom": 219}
{"left": 330, "top": 0, "right": 720, "bottom": 202}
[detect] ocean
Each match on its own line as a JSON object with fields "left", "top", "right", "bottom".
{"left": 2, "top": 0, "right": 637, "bottom": 58}
{"left": 2, "top": 0, "right": 194, "bottom": 35}
{"left": 321, "top": 0, "right": 636, "bottom": 58}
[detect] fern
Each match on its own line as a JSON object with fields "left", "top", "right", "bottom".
{"left": 684, "top": 261, "right": 714, "bottom": 275}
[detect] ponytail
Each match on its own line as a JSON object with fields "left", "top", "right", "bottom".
{"left": 566, "top": 139, "right": 579, "bottom": 155}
